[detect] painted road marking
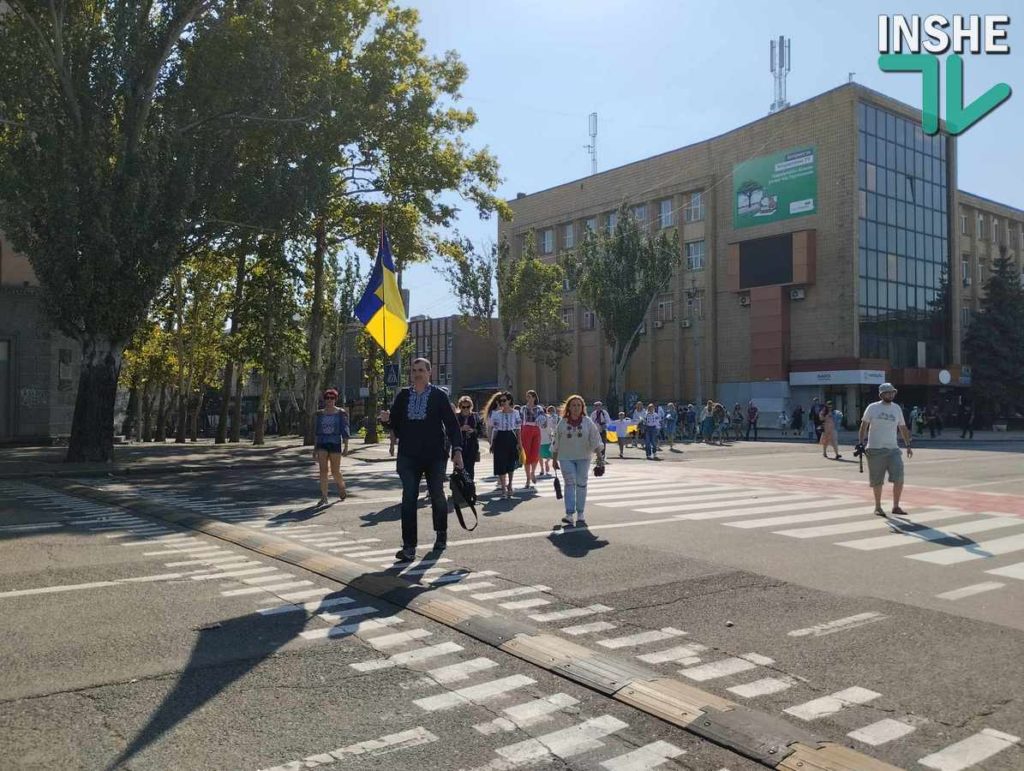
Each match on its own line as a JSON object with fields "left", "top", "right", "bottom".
{"left": 249, "top": 581, "right": 314, "bottom": 593}
{"left": 591, "top": 486, "right": 765, "bottom": 507}
{"left": 351, "top": 642, "right": 463, "bottom": 672}
{"left": 637, "top": 643, "right": 707, "bottom": 664}
{"left": 424, "top": 657, "right": 498, "bottom": 684}
{"left": 639, "top": 491, "right": 808, "bottom": 515}
{"left": 726, "top": 506, "right": 876, "bottom": 529}
{"left": 299, "top": 616, "right": 403, "bottom": 640}
{"left": 784, "top": 686, "right": 881, "bottom": 720}
{"left": 500, "top": 598, "right": 551, "bottom": 610}
{"left": 936, "top": 581, "right": 1006, "bottom": 600}
{"left": 847, "top": 718, "right": 917, "bottom": 746}
{"left": 774, "top": 509, "right": 968, "bottom": 538}
{"left": 727, "top": 677, "right": 796, "bottom": 698}
{"left": 471, "top": 585, "right": 550, "bottom": 601}
{"left": 529, "top": 604, "right": 613, "bottom": 622}
{"left": 986, "top": 561, "right": 1024, "bottom": 580}
{"left": 597, "top": 627, "right": 687, "bottom": 650}
{"left": 787, "top": 612, "right": 888, "bottom": 638}
{"left": 600, "top": 740, "right": 686, "bottom": 770}
{"left": 413, "top": 675, "right": 536, "bottom": 712}
{"left": 474, "top": 693, "right": 579, "bottom": 735}
{"left": 676, "top": 498, "right": 859, "bottom": 520}
{"left": 0, "top": 572, "right": 194, "bottom": 598}
{"left": 908, "top": 533, "right": 1024, "bottom": 565}
{"left": 917, "top": 727, "right": 1020, "bottom": 770}
{"left": 561, "top": 621, "right": 617, "bottom": 636}
{"left": 258, "top": 726, "right": 438, "bottom": 771}
{"left": 191, "top": 566, "right": 277, "bottom": 581}
{"left": 365, "top": 628, "right": 432, "bottom": 649}
{"left": 681, "top": 654, "right": 774, "bottom": 682}
{"left": 0, "top": 522, "right": 63, "bottom": 533}
{"left": 838, "top": 516, "right": 1023, "bottom": 550}
{"left": 495, "top": 715, "right": 628, "bottom": 763}
{"left": 444, "top": 581, "right": 495, "bottom": 592}
{"left": 221, "top": 586, "right": 275, "bottom": 597}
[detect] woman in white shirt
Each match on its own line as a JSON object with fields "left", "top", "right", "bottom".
{"left": 551, "top": 395, "right": 604, "bottom": 527}
{"left": 485, "top": 390, "right": 522, "bottom": 499}
{"left": 540, "top": 405, "right": 558, "bottom": 476}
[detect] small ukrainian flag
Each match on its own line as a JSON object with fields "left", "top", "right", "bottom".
{"left": 355, "top": 228, "right": 407, "bottom": 356}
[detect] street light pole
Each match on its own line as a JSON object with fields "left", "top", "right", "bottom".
{"left": 687, "top": 283, "right": 704, "bottom": 406}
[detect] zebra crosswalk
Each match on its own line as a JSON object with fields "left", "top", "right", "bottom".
{"left": 536, "top": 472, "right": 1024, "bottom": 594}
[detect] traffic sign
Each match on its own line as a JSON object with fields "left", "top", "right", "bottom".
{"left": 385, "top": 364, "right": 400, "bottom": 388}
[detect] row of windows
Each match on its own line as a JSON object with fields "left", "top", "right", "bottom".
{"left": 858, "top": 102, "right": 947, "bottom": 160}
{"left": 859, "top": 163, "right": 947, "bottom": 213}
{"left": 536, "top": 193, "right": 704, "bottom": 255}
{"left": 860, "top": 332, "right": 947, "bottom": 370}
{"left": 858, "top": 279, "right": 943, "bottom": 313}
{"left": 859, "top": 135, "right": 946, "bottom": 187}
{"left": 860, "top": 194, "right": 948, "bottom": 241}
{"left": 560, "top": 240, "right": 705, "bottom": 296}
{"left": 560, "top": 294, "right": 704, "bottom": 331}
{"left": 960, "top": 212, "right": 1024, "bottom": 247}
{"left": 859, "top": 250, "right": 948, "bottom": 288}
{"left": 859, "top": 221, "right": 948, "bottom": 265}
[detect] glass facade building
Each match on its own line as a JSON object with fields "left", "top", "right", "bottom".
{"left": 857, "top": 101, "right": 951, "bottom": 368}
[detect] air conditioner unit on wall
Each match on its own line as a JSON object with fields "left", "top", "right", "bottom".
{"left": 679, "top": 319, "right": 692, "bottom": 328}
{"left": 654, "top": 320, "right": 664, "bottom": 329}
{"left": 789, "top": 287, "right": 806, "bottom": 300}
{"left": 739, "top": 295, "right": 751, "bottom": 307}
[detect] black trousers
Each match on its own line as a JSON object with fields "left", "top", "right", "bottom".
{"left": 397, "top": 454, "right": 448, "bottom": 548}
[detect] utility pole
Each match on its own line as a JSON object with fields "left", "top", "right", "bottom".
{"left": 584, "top": 112, "right": 597, "bottom": 175}
{"left": 686, "top": 282, "right": 704, "bottom": 406}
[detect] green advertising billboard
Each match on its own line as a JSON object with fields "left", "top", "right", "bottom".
{"left": 733, "top": 146, "right": 817, "bottom": 228}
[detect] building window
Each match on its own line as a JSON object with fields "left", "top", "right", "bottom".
{"left": 991, "top": 216, "right": 998, "bottom": 241}
{"left": 446, "top": 333, "right": 453, "bottom": 354}
{"left": 562, "top": 275, "right": 572, "bottom": 293}
{"left": 561, "top": 307, "right": 575, "bottom": 330}
{"left": 686, "top": 293, "right": 704, "bottom": 319}
{"left": 438, "top": 364, "right": 448, "bottom": 383}
{"left": 683, "top": 191, "right": 705, "bottom": 222}
{"left": 631, "top": 204, "right": 647, "bottom": 225}
{"left": 658, "top": 198, "right": 673, "bottom": 229}
{"left": 563, "top": 223, "right": 575, "bottom": 249}
{"left": 1019, "top": 225, "right": 1024, "bottom": 250}
{"left": 540, "top": 229, "right": 554, "bottom": 254}
{"left": 960, "top": 307, "right": 972, "bottom": 332}
{"left": 961, "top": 256, "right": 971, "bottom": 285}
{"left": 977, "top": 214, "right": 985, "bottom": 239}
{"left": 582, "top": 310, "right": 595, "bottom": 330}
{"left": 960, "top": 214, "right": 967, "bottom": 235}
{"left": 656, "top": 298, "right": 674, "bottom": 322}
{"left": 584, "top": 216, "right": 597, "bottom": 234}
{"left": 684, "top": 240, "right": 705, "bottom": 271}
{"left": 606, "top": 211, "right": 618, "bottom": 233}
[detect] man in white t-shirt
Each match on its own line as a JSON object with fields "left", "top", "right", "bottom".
{"left": 858, "top": 382, "right": 913, "bottom": 517}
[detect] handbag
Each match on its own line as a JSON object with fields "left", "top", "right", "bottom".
{"left": 449, "top": 469, "right": 478, "bottom": 531}
{"left": 517, "top": 444, "right": 526, "bottom": 467}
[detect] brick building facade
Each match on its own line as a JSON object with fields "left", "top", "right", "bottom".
{"left": 500, "top": 83, "right": 1023, "bottom": 422}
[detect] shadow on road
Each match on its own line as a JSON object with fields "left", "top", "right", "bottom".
{"left": 547, "top": 524, "right": 609, "bottom": 559}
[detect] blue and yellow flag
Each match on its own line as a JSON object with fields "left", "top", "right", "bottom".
{"left": 354, "top": 228, "right": 407, "bottom": 356}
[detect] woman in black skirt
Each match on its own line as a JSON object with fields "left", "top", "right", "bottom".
{"left": 484, "top": 390, "right": 521, "bottom": 499}
{"left": 456, "top": 395, "right": 481, "bottom": 480}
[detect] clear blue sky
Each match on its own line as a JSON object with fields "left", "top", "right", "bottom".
{"left": 398, "top": 1, "right": 1023, "bottom": 318}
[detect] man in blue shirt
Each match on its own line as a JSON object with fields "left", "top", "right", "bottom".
{"left": 386, "top": 358, "right": 465, "bottom": 561}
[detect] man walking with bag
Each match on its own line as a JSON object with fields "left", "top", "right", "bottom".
{"left": 386, "top": 358, "right": 465, "bottom": 561}
{"left": 858, "top": 382, "right": 913, "bottom": 518}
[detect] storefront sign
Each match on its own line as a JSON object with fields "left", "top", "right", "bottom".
{"left": 789, "top": 369, "right": 886, "bottom": 386}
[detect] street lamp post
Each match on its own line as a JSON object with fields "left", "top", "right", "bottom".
{"left": 686, "top": 283, "right": 704, "bottom": 406}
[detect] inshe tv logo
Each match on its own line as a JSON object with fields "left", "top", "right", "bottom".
{"left": 878, "top": 15, "right": 1012, "bottom": 135}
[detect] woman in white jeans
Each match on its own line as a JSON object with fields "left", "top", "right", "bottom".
{"left": 551, "top": 394, "right": 604, "bottom": 527}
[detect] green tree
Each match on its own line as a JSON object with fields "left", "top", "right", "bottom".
{"left": 562, "top": 206, "right": 680, "bottom": 414}
{"left": 962, "top": 247, "right": 1024, "bottom": 418}
{"left": 441, "top": 236, "right": 570, "bottom": 388}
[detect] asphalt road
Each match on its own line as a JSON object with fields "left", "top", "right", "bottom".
{"left": 2, "top": 437, "right": 1022, "bottom": 770}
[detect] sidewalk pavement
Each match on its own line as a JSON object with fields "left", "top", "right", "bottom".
{"left": 0, "top": 435, "right": 395, "bottom": 480}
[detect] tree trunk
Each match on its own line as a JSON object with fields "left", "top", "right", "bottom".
{"left": 175, "top": 389, "right": 187, "bottom": 443}
{"left": 302, "top": 219, "right": 328, "bottom": 446}
{"left": 253, "top": 371, "right": 268, "bottom": 445}
{"left": 189, "top": 395, "right": 200, "bottom": 441}
{"left": 230, "top": 367, "right": 244, "bottom": 442}
{"left": 121, "top": 385, "right": 138, "bottom": 438}
{"left": 216, "top": 362, "right": 234, "bottom": 444}
{"left": 66, "top": 337, "right": 124, "bottom": 463}
{"left": 154, "top": 386, "right": 168, "bottom": 442}
{"left": 141, "top": 381, "right": 153, "bottom": 442}
{"left": 217, "top": 250, "right": 247, "bottom": 444}
{"left": 133, "top": 381, "right": 143, "bottom": 442}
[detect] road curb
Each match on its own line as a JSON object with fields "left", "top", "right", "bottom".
{"left": 38, "top": 477, "right": 904, "bottom": 771}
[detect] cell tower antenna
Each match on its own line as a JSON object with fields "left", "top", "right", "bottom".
{"left": 769, "top": 36, "right": 791, "bottom": 113}
{"left": 584, "top": 112, "right": 597, "bottom": 175}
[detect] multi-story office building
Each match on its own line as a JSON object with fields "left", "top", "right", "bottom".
{"left": 500, "top": 83, "right": 1023, "bottom": 422}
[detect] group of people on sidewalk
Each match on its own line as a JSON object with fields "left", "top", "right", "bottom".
{"left": 310, "top": 360, "right": 916, "bottom": 563}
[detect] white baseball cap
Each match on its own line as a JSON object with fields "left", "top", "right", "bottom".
{"left": 878, "top": 382, "right": 897, "bottom": 394}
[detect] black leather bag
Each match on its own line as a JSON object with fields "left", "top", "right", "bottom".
{"left": 449, "top": 469, "right": 478, "bottom": 531}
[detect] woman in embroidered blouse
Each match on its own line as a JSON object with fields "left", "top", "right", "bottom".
{"left": 519, "top": 390, "right": 544, "bottom": 490}
{"left": 551, "top": 395, "right": 604, "bottom": 527}
{"left": 484, "top": 390, "right": 521, "bottom": 499}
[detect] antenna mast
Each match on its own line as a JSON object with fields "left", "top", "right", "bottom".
{"left": 584, "top": 112, "right": 597, "bottom": 175}
{"left": 769, "top": 36, "right": 791, "bottom": 113}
